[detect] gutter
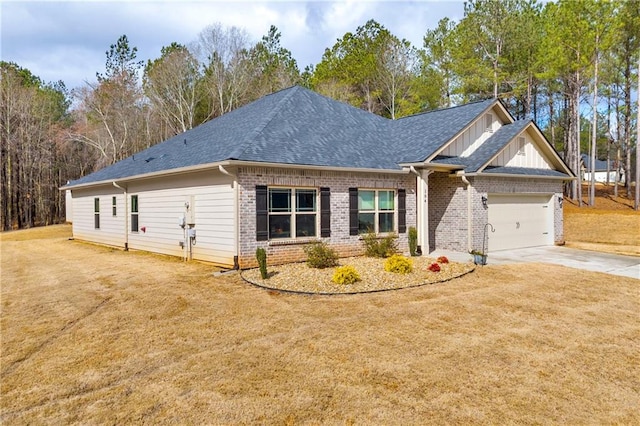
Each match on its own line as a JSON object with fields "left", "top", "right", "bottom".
{"left": 218, "top": 165, "right": 240, "bottom": 269}
{"left": 62, "top": 160, "right": 410, "bottom": 191}
{"left": 112, "top": 181, "right": 129, "bottom": 250}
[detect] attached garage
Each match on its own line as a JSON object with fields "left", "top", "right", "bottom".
{"left": 487, "top": 193, "right": 554, "bottom": 251}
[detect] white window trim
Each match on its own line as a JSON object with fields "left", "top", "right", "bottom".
{"left": 94, "top": 197, "right": 100, "bottom": 229}
{"left": 130, "top": 194, "right": 139, "bottom": 233}
{"left": 268, "top": 187, "right": 318, "bottom": 240}
{"left": 358, "top": 189, "right": 396, "bottom": 234}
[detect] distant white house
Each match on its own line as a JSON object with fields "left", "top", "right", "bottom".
{"left": 580, "top": 154, "right": 625, "bottom": 184}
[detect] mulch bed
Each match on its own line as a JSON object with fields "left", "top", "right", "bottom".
{"left": 241, "top": 256, "right": 475, "bottom": 294}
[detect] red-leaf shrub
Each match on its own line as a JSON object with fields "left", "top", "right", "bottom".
{"left": 428, "top": 263, "right": 441, "bottom": 272}
{"left": 437, "top": 256, "right": 449, "bottom": 264}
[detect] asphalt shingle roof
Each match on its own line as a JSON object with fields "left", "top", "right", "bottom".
{"left": 66, "top": 86, "right": 568, "bottom": 188}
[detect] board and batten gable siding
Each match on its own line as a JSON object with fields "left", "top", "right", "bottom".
{"left": 237, "top": 167, "right": 416, "bottom": 268}
{"left": 440, "top": 111, "right": 505, "bottom": 158}
{"left": 489, "top": 130, "right": 552, "bottom": 169}
{"left": 72, "top": 187, "right": 126, "bottom": 248}
{"left": 126, "top": 171, "right": 235, "bottom": 266}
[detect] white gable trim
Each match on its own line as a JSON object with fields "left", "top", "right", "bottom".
{"left": 476, "top": 122, "right": 575, "bottom": 177}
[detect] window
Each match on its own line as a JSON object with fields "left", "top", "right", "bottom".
{"left": 268, "top": 188, "right": 317, "bottom": 239}
{"left": 358, "top": 190, "right": 395, "bottom": 234}
{"left": 517, "top": 137, "right": 526, "bottom": 156}
{"left": 131, "top": 195, "right": 139, "bottom": 232}
{"left": 112, "top": 196, "right": 117, "bottom": 216}
{"left": 94, "top": 198, "right": 100, "bottom": 229}
{"left": 485, "top": 113, "right": 493, "bottom": 133}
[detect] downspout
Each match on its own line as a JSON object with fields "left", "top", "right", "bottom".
{"left": 112, "top": 181, "right": 128, "bottom": 251}
{"left": 458, "top": 172, "right": 473, "bottom": 253}
{"left": 219, "top": 165, "right": 240, "bottom": 269}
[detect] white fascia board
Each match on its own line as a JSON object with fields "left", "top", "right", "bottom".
{"left": 464, "top": 172, "right": 575, "bottom": 181}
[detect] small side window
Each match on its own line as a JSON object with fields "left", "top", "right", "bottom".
{"left": 131, "top": 195, "right": 139, "bottom": 232}
{"left": 94, "top": 198, "right": 100, "bottom": 229}
{"left": 112, "top": 196, "right": 117, "bottom": 216}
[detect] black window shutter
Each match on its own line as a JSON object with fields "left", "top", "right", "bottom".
{"left": 320, "top": 187, "right": 331, "bottom": 237}
{"left": 256, "top": 185, "right": 268, "bottom": 241}
{"left": 398, "top": 189, "right": 406, "bottom": 234}
{"left": 349, "top": 187, "right": 358, "bottom": 236}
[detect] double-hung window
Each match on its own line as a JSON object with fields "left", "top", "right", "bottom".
{"left": 94, "top": 198, "right": 100, "bottom": 229}
{"left": 358, "top": 190, "right": 395, "bottom": 234}
{"left": 112, "top": 196, "right": 117, "bottom": 216}
{"left": 130, "top": 195, "right": 139, "bottom": 232}
{"left": 268, "top": 188, "right": 317, "bottom": 239}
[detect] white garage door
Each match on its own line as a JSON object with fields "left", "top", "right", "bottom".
{"left": 487, "top": 194, "right": 553, "bottom": 251}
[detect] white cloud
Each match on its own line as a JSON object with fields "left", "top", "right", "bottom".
{"left": 1, "top": 0, "right": 464, "bottom": 89}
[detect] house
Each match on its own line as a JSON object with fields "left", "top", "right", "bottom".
{"left": 580, "top": 153, "right": 624, "bottom": 184}
{"left": 62, "top": 86, "right": 575, "bottom": 268}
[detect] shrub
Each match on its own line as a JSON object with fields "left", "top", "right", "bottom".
{"left": 408, "top": 226, "right": 418, "bottom": 256}
{"left": 384, "top": 254, "right": 413, "bottom": 274}
{"left": 437, "top": 256, "right": 449, "bottom": 264}
{"left": 256, "top": 247, "right": 268, "bottom": 279}
{"left": 304, "top": 242, "right": 338, "bottom": 269}
{"left": 362, "top": 232, "right": 398, "bottom": 258}
{"left": 428, "top": 262, "right": 441, "bottom": 272}
{"left": 332, "top": 265, "right": 360, "bottom": 285}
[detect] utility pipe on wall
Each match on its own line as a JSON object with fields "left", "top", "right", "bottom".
{"left": 112, "top": 181, "right": 128, "bottom": 250}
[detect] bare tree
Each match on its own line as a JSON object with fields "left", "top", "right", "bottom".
{"left": 144, "top": 43, "right": 202, "bottom": 135}
{"left": 192, "top": 23, "right": 254, "bottom": 118}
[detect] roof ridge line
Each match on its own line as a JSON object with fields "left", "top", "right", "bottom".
{"left": 397, "top": 98, "right": 495, "bottom": 121}
{"left": 228, "top": 86, "right": 299, "bottom": 159}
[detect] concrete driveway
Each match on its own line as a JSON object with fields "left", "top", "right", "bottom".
{"left": 434, "top": 246, "right": 640, "bottom": 279}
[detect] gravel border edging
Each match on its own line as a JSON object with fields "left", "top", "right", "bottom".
{"left": 239, "top": 265, "right": 477, "bottom": 296}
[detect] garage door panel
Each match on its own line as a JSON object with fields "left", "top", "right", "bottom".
{"left": 487, "top": 194, "right": 553, "bottom": 251}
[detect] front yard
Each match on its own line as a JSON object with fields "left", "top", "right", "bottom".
{"left": 1, "top": 224, "right": 638, "bottom": 424}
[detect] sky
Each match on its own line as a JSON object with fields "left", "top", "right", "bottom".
{"left": 1, "top": 0, "right": 464, "bottom": 90}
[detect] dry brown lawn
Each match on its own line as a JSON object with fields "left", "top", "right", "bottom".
{"left": 564, "top": 184, "right": 640, "bottom": 255}
{"left": 2, "top": 224, "right": 638, "bottom": 424}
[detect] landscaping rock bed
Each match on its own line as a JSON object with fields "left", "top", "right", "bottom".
{"left": 241, "top": 256, "right": 475, "bottom": 294}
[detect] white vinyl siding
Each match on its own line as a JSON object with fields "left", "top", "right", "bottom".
{"left": 441, "top": 111, "right": 504, "bottom": 158}
{"left": 126, "top": 171, "right": 235, "bottom": 266}
{"left": 72, "top": 188, "right": 126, "bottom": 248}
{"left": 70, "top": 170, "right": 236, "bottom": 266}
{"left": 490, "top": 132, "right": 552, "bottom": 169}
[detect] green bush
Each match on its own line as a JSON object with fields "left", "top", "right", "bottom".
{"left": 303, "top": 242, "right": 338, "bottom": 269}
{"left": 362, "top": 232, "right": 398, "bottom": 258}
{"left": 256, "top": 247, "right": 268, "bottom": 279}
{"left": 384, "top": 254, "right": 413, "bottom": 274}
{"left": 408, "top": 226, "right": 418, "bottom": 256}
{"left": 332, "top": 265, "right": 361, "bottom": 285}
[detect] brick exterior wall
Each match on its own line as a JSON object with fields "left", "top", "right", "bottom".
{"left": 428, "top": 172, "right": 564, "bottom": 253}
{"left": 237, "top": 167, "right": 416, "bottom": 268}
{"left": 428, "top": 172, "right": 469, "bottom": 252}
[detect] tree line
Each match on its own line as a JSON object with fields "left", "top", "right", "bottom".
{"left": 1, "top": 0, "right": 638, "bottom": 230}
